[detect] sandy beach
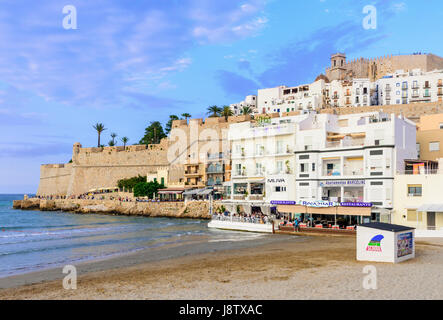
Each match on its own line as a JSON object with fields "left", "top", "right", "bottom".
{"left": 1, "top": 234, "right": 443, "bottom": 300}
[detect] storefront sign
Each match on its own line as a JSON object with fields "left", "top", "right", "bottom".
{"left": 319, "top": 180, "right": 365, "bottom": 187}
{"left": 270, "top": 200, "right": 296, "bottom": 205}
{"left": 267, "top": 178, "right": 286, "bottom": 184}
{"left": 340, "top": 202, "right": 372, "bottom": 207}
{"left": 296, "top": 200, "right": 339, "bottom": 208}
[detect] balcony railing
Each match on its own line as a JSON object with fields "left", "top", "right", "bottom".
{"left": 343, "top": 168, "right": 364, "bottom": 176}
{"left": 249, "top": 195, "right": 264, "bottom": 201}
{"left": 233, "top": 194, "right": 246, "bottom": 200}
{"left": 342, "top": 197, "right": 364, "bottom": 203}
{"left": 397, "top": 169, "right": 439, "bottom": 175}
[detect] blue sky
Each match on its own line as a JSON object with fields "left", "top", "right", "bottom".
{"left": 1, "top": 0, "right": 442, "bottom": 193}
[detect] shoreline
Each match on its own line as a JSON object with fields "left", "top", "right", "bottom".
{"left": 0, "top": 231, "right": 294, "bottom": 290}
{"left": 2, "top": 236, "right": 443, "bottom": 299}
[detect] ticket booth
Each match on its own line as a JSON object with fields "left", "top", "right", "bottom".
{"left": 357, "top": 222, "right": 415, "bottom": 263}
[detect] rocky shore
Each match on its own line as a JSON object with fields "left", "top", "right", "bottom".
{"left": 12, "top": 198, "right": 216, "bottom": 219}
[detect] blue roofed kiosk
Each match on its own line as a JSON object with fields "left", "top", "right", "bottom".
{"left": 357, "top": 222, "right": 415, "bottom": 263}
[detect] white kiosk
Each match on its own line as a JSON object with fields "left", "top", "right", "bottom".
{"left": 357, "top": 222, "right": 415, "bottom": 263}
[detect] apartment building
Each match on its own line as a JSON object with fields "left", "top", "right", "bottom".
{"left": 293, "top": 112, "right": 417, "bottom": 222}
{"left": 377, "top": 69, "right": 443, "bottom": 106}
{"left": 393, "top": 159, "right": 443, "bottom": 231}
{"left": 416, "top": 113, "right": 443, "bottom": 161}
{"left": 223, "top": 114, "right": 309, "bottom": 213}
{"left": 230, "top": 95, "right": 257, "bottom": 116}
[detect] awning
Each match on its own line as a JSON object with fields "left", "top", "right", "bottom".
{"left": 183, "top": 189, "right": 201, "bottom": 196}
{"left": 417, "top": 204, "right": 443, "bottom": 212}
{"left": 198, "top": 189, "right": 213, "bottom": 195}
{"left": 158, "top": 189, "right": 184, "bottom": 195}
{"left": 276, "top": 204, "right": 371, "bottom": 216}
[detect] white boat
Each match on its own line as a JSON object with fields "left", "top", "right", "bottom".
{"left": 208, "top": 218, "right": 274, "bottom": 233}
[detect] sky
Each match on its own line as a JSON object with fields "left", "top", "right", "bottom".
{"left": 1, "top": 0, "right": 443, "bottom": 193}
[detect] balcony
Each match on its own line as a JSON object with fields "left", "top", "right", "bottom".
{"left": 249, "top": 195, "right": 264, "bottom": 201}
{"left": 233, "top": 194, "right": 246, "bottom": 200}
{"left": 206, "top": 165, "right": 224, "bottom": 174}
{"left": 438, "top": 82, "right": 443, "bottom": 88}
{"left": 343, "top": 168, "right": 364, "bottom": 176}
{"left": 438, "top": 90, "right": 443, "bottom": 96}
{"left": 423, "top": 84, "right": 431, "bottom": 89}
{"left": 385, "top": 86, "right": 392, "bottom": 92}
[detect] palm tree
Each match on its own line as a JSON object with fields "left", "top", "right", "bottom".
{"left": 181, "top": 113, "right": 191, "bottom": 121}
{"left": 221, "top": 105, "right": 233, "bottom": 121}
{"left": 110, "top": 132, "right": 117, "bottom": 145}
{"left": 241, "top": 106, "right": 253, "bottom": 115}
{"left": 93, "top": 123, "right": 107, "bottom": 147}
{"left": 121, "top": 136, "right": 129, "bottom": 148}
{"left": 207, "top": 105, "right": 222, "bottom": 117}
{"left": 108, "top": 140, "right": 115, "bottom": 147}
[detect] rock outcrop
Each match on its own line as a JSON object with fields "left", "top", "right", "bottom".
{"left": 12, "top": 198, "right": 217, "bottom": 220}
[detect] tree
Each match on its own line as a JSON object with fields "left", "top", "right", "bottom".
{"left": 108, "top": 140, "right": 115, "bottom": 146}
{"left": 121, "top": 136, "right": 129, "bottom": 147}
{"left": 133, "top": 181, "right": 165, "bottom": 198}
{"left": 181, "top": 113, "right": 191, "bottom": 121}
{"left": 165, "top": 115, "right": 179, "bottom": 135}
{"left": 139, "top": 121, "right": 166, "bottom": 145}
{"left": 241, "top": 106, "right": 253, "bottom": 115}
{"left": 110, "top": 132, "right": 117, "bottom": 145}
{"left": 93, "top": 123, "right": 107, "bottom": 147}
{"left": 221, "top": 105, "right": 233, "bottom": 121}
{"left": 207, "top": 105, "right": 222, "bottom": 117}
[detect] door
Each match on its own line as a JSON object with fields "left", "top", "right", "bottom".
{"left": 427, "top": 212, "right": 436, "bottom": 230}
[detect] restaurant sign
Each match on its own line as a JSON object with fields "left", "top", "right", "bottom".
{"left": 272, "top": 200, "right": 373, "bottom": 208}
{"left": 340, "top": 202, "right": 372, "bottom": 207}
{"left": 319, "top": 180, "right": 365, "bottom": 187}
{"left": 296, "top": 200, "right": 340, "bottom": 208}
{"left": 270, "top": 200, "right": 296, "bottom": 205}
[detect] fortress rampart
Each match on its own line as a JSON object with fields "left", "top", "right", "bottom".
{"left": 37, "top": 139, "right": 169, "bottom": 197}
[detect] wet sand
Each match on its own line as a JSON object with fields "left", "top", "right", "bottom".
{"left": 1, "top": 235, "right": 443, "bottom": 300}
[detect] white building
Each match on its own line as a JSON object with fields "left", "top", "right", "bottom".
{"left": 293, "top": 111, "right": 417, "bottom": 222}
{"left": 223, "top": 113, "right": 309, "bottom": 213}
{"left": 229, "top": 95, "right": 257, "bottom": 116}
{"left": 377, "top": 69, "right": 443, "bottom": 106}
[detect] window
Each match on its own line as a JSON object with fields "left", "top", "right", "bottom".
{"left": 312, "top": 163, "right": 316, "bottom": 171}
{"left": 276, "top": 161, "right": 283, "bottom": 173}
{"left": 440, "top": 123, "right": 443, "bottom": 129}
{"left": 300, "top": 163, "right": 307, "bottom": 172}
{"left": 429, "top": 142, "right": 440, "bottom": 152}
{"left": 407, "top": 210, "right": 422, "bottom": 222}
{"left": 370, "top": 150, "right": 383, "bottom": 156}
{"left": 407, "top": 185, "right": 422, "bottom": 197}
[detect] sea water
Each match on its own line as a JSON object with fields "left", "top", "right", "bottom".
{"left": 0, "top": 194, "right": 264, "bottom": 278}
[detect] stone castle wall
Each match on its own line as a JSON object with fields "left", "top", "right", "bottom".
{"left": 37, "top": 139, "right": 170, "bottom": 197}
{"left": 326, "top": 54, "right": 443, "bottom": 82}
{"left": 36, "top": 163, "right": 73, "bottom": 196}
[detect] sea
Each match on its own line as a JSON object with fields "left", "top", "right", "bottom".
{"left": 0, "top": 194, "right": 265, "bottom": 278}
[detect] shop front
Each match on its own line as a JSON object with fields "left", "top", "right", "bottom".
{"left": 272, "top": 200, "right": 372, "bottom": 232}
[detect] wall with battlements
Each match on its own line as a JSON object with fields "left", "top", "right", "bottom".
{"left": 326, "top": 53, "right": 443, "bottom": 82}
{"left": 37, "top": 139, "right": 169, "bottom": 197}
